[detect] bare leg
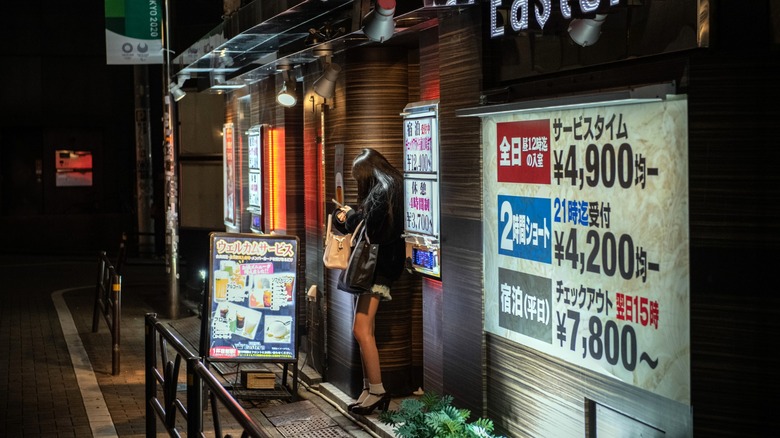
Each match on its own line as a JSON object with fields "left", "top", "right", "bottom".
{"left": 353, "top": 294, "right": 381, "bottom": 384}
{"left": 350, "top": 293, "right": 390, "bottom": 412}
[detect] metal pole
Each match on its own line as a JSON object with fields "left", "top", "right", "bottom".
{"left": 133, "top": 65, "right": 155, "bottom": 256}
{"left": 112, "top": 273, "right": 122, "bottom": 376}
{"left": 162, "top": 0, "right": 180, "bottom": 319}
{"left": 145, "top": 313, "right": 157, "bottom": 437}
{"left": 187, "top": 357, "right": 203, "bottom": 437}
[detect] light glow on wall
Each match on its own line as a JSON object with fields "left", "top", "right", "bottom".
{"left": 266, "top": 126, "right": 287, "bottom": 232}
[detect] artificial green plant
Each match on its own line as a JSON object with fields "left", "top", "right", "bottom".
{"left": 378, "top": 392, "right": 505, "bottom": 438}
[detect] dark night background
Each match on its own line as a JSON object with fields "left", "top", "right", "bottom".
{"left": 0, "top": 1, "right": 223, "bottom": 259}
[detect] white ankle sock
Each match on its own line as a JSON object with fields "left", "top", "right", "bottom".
{"left": 359, "top": 383, "right": 386, "bottom": 407}
{"left": 354, "top": 379, "right": 370, "bottom": 404}
{"left": 368, "top": 382, "right": 385, "bottom": 395}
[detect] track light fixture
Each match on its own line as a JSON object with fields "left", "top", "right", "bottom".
{"left": 362, "top": 0, "right": 396, "bottom": 43}
{"left": 168, "top": 73, "right": 189, "bottom": 102}
{"left": 313, "top": 62, "right": 341, "bottom": 99}
{"left": 276, "top": 67, "right": 297, "bottom": 107}
{"left": 568, "top": 14, "right": 607, "bottom": 47}
{"left": 305, "top": 22, "right": 346, "bottom": 47}
{"left": 169, "top": 84, "right": 186, "bottom": 102}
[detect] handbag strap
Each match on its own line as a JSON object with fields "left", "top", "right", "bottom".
{"left": 352, "top": 220, "right": 368, "bottom": 245}
{"left": 326, "top": 214, "right": 333, "bottom": 236}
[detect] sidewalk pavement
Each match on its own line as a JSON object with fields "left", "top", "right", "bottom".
{"left": 0, "top": 255, "right": 399, "bottom": 438}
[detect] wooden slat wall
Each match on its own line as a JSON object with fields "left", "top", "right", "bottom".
{"left": 322, "top": 46, "right": 420, "bottom": 397}
{"left": 301, "top": 60, "right": 328, "bottom": 379}
{"left": 685, "top": 48, "right": 780, "bottom": 437}
{"left": 281, "top": 86, "right": 306, "bottom": 328}
{"left": 418, "top": 25, "right": 445, "bottom": 397}
{"left": 487, "top": 334, "right": 692, "bottom": 437}
{"left": 435, "top": 8, "right": 486, "bottom": 416}
{"left": 319, "top": 51, "right": 356, "bottom": 394}
{"left": 230, "top": 76, "right": 309, "bottom": 344}
{"left": 406, "top": 42, "right": 425, "bottom": 393}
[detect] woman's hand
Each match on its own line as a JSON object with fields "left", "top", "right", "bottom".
{"left": 336, "top": 205, "right": 352, "bottom": 222}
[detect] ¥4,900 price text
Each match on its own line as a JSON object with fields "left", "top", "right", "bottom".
{"left": 553, "top": 143, "right": 656, "bottom": 190}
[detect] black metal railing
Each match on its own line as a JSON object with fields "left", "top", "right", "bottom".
{"left": 92, "top": 250, "right": 121, "bottom": 375}
{"left": 144, "top": 313, "right": 269, "bottom": 438}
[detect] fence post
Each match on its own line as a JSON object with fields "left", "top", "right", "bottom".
{"left": 112, "top": 273, "right": 122, "bottom": 375}
{"left": 187, "top": 357, "right": 203, "bottom": 437}
{"left": 92, "top": 251, "right": 106, "bottom": 333}
{"left": 145, "top": 313, "right": 157, "bottom": 437}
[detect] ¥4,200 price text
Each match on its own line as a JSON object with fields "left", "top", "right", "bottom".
{"left": 553, "top": 228, "right": 659, "bottom": 283}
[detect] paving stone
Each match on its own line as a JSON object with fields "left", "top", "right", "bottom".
{"left": 0, "top": 256, "right": 391, "bottom": 438}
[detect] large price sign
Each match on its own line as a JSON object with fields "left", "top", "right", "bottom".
{"left": 483, "top": 98, "right": 690, "bottom": 404}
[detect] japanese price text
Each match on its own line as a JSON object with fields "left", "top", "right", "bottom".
{"left": 486, "top": 100, "right": 690, "bottom": 402}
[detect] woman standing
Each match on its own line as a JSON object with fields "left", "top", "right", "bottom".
{"left": 334, "top": 148, "right": 405, "bottom": 415}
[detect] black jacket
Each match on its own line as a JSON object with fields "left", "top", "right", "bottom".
{"left": 334, "top": 194, "right": 405, "bottom": 287}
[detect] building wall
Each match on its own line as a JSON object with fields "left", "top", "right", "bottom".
{"left": 321, "top": 46, "right": 421, "bottom": 398}
{"left": 169, "top": 2, "right": 780, "bottom": 437}
{"left": 685, "top": 47, "right": 780, "bottom": 438}
{"left": 472, "top": 2, "right": 780, "bottom": 437}
{"left": 433, "top": 9, "right": 487, "bottom": 416}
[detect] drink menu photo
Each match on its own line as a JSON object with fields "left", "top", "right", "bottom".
{"left": 207, "top": 232, "right": 299, "bottom": 361}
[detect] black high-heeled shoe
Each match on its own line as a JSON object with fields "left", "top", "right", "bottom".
{"left": 347, "top": 388, "right": 369, "bottom": 409}
{"left": 349, "top": 393, "right": 390, "bottom": 415}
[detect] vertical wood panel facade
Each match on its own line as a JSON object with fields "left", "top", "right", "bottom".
{"left": 322, "top": 47, "right": 421, "bottom": 398}
{"left": 436, "top": 8, "right": 486, "bottom": 416}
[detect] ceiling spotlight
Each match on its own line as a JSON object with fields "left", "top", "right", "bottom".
{"left": 169, "top": 84, "right": 186, "bottom": 101}
{"left": 362, "top": 0, "right": 396, "bottom": 43}
{"left": 277, "top": 69, "right": 297, "bottom": 107}
{"left": 168, "top": 72, "right": 189, "bottom": 102}
{"left": 277, "top": 83, "right": 296, "bottom": 107}
{"left": 313, "top": 62, "right": 341, "bottom": 99}
{"left": 568, "top": 14, "right": 607, "bottom": 47}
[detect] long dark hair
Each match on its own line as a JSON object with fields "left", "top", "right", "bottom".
{"left": 351, "top": 148, "right": 403, "bottom": 225}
